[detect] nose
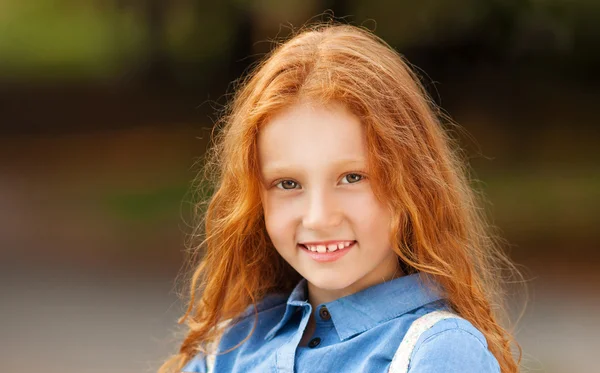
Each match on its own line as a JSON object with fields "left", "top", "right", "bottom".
{"left": 302, "top": 187, "right": 343, "bottom": 230}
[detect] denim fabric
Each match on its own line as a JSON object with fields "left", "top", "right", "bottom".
{"left": 182, "top": 273, "right": 500, "bottom": 373}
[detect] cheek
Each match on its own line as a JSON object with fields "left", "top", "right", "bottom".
{"left": 262, "top": 196, "right": 295, "bottom": 243}
{"left": 346, "top": 193, "right": 392, "bottom": 241}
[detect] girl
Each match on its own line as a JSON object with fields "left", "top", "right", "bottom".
{"left": 160, "top": 23, "right": 522, "bottom": 373}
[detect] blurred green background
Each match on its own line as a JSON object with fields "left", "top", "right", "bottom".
{"left": 1, "top": 1, "right": 598, "bottom": 372}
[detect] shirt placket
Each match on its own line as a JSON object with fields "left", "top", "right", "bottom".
{"left": 275, "top": 301, "right": 311, "bottom": 373}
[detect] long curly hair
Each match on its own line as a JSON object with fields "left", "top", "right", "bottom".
{"left": 160, "top": 22, "right": 522, "bottom": 373}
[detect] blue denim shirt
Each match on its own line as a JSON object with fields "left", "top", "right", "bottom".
{"left": 182, "top": 273, "right": 500, "bottom": 372}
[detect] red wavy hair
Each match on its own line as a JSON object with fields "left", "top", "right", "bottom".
{"left": 160, "top": 23, "right": 522, "bottom": 373}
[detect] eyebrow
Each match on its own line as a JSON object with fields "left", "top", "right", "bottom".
{"left": 261, "top": 158, "right": 368, "bottom": 175}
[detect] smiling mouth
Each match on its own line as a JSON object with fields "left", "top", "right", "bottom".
{"left": 299, "top": 241, "right": 356, "bottom": 253}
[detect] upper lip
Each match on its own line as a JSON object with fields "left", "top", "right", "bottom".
{"left": 299, "top": 240, "right": 355, "bottom": 246}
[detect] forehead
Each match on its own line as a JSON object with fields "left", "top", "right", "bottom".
{"left": 258, "top": 101, "right": 367, "bottom": 170}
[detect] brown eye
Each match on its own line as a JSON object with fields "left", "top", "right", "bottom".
{"left": 342, "top": 173, "right": 363, "bottom": 184}
{"left": 276, "top": 180, "right": 299, "bottom": 190}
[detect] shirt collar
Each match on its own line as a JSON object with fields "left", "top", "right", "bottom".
{"left": 264, "top": 279, "right": 310, "bottom": 341}
{"left": 264, "top": 272, "right": 444, "bottom": 341}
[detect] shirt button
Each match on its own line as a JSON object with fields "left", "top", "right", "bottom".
{"left": 308, "top": 337, "right": 321, "bottom": 348}
{"left": 319, "top": 306, "right": 331, "bottom": 321}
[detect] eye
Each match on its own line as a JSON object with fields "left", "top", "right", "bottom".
{"left": 276, "top": 180, "right": 300, "bottom": 190}
{"left": 341, "top": 173, "right": 364, "bottom": 184}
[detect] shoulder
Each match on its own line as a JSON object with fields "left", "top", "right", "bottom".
{"left": 181, "top": 353, "right": 207, "bottom": 373}
{"left": 408, "top": 317, "right": 501, "bottom": 373}
{"left": 181, "top": 294, "right": 288, "bottom": 373}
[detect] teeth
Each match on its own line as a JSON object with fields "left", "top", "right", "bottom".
{"left": 302, "top": 241, "right": 354, "bottom": 253}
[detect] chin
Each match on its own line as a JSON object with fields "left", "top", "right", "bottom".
{"left": 304, "top": 274, "right": 356, "bottom": 292}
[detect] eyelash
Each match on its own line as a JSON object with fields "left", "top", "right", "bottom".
{"left": 274, "top": 173, "right": 366, "bottom": 190}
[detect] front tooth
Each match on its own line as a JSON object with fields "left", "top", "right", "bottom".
{"left": 316, "top": 245, "right": 327, "bottom": 253}
{"left": 327, "top": 244, "right": 338, "bottom": 252}
{"left": 337, "top": 243, "right": 344, "bottom": 249}
{"left": 309, "top": 245, "right": 317, "bottom": 252}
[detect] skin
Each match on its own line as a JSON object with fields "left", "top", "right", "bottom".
{"left": 258, "top": 99, "right": 401, "bottom": 345}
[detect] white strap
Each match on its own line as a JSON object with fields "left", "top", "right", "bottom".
{"left": 388, "top": 310, "right": 461, "bottom": 373}
{"left": 205, "top": 319, "right": 232, "bottom": 373}
{"left": 206, "top": 353, "right": 216, "bottom": 373}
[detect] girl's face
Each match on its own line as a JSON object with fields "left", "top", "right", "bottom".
{"left": 258, "top": 100, "right": 400, "bottom": 302}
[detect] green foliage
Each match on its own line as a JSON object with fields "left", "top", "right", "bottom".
{"left": 100, "top": 183, "right": 189, "bottom": 223}
{"left": 1, "top": 0, "right": 598, "bottom": 81}
{"left": 476, "top": 168, "right": 600, "bottom": 241}
{"left": 0, "top": 0, "right": 145, "bottom": 80}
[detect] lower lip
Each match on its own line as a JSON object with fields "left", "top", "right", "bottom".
{"left": 299, "top": 241, "right": 355, "bottom": 263}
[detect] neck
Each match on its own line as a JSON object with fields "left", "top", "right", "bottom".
{"left": 306, "top": 257, "right": 403, "bottom": 309}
